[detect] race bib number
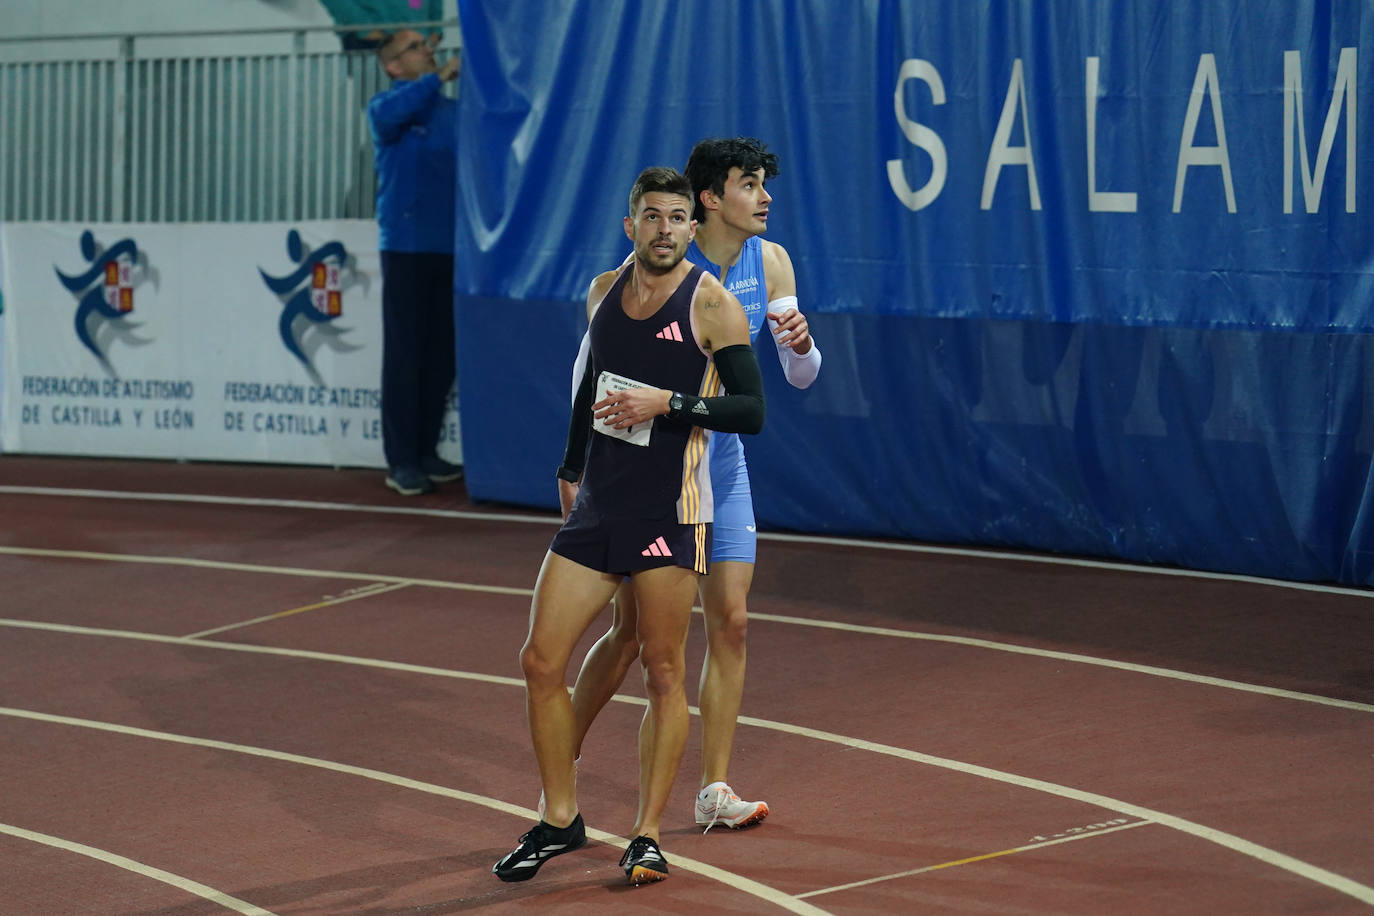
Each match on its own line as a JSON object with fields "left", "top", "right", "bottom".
{"left": 594, "top": 370, "right": 653, "bottom": 447}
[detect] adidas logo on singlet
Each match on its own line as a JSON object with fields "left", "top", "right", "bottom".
{"left": 655, "top": 321, "right": 684, "bottom": 342}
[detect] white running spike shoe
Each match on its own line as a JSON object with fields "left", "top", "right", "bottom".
{"left": 695, "top": 782, "right": 769, "bottom": 832}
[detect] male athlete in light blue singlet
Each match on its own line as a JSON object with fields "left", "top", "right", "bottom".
{"left": 566, "top": 138, "right": 821, "bottom": 830}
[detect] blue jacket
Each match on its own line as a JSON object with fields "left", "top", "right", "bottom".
{"left": 368, "top": 73, "right": 457, "bottom": 254}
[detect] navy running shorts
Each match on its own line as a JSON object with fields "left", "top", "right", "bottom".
{"left": 551, "top": 510, "right": 711, "bottom": 576}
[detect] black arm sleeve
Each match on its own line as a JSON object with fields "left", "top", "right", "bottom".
{"left": 669, "top": 343, "right": 765, "bottom": 434}
{"left": 556, "top": 356, "right": 598, "bottom": 482}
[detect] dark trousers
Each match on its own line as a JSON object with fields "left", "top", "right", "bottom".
{"left": 380, "top": 250, "right": 456, "bottom": 469}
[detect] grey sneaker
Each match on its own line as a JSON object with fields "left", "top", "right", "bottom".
{"left": 420, "top": 456, "right": 463, "bottom": 482}
{"left": 386, "top": 466, "right": 435, "bottom": 496}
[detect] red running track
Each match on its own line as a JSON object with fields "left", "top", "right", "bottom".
{"left": 1, "top": 455, "right": 1371, "bottom": 914}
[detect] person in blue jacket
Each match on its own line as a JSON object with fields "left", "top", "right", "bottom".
{"left": 368, "top": 29, "right": 463, "bottom": 495}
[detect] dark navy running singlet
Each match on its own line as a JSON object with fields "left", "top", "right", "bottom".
{"left": 573, "top": 262, "right": 721, "bottom": 524}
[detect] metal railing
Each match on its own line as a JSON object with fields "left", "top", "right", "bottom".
{"left": 0, "top": 20, "right": 459, "bottom": 223}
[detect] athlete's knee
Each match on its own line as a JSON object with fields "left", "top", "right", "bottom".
{"left": 638, "top": 640, "right": 686, "bottom": 700}
{"left": 519, "top": 639, "right": 565, "bottom": 692}
{"left": 605, "top": 618, "right": 641, "bottom": 664}
{"left": 709, "top": 598, "right": 749, "bottom": 655}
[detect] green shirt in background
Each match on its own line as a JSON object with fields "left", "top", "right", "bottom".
{"left": 318, "top": 0, "right": 445, "bottom": 50}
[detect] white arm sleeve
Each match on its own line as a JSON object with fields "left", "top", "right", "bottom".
{"left": 570, "top": 330, "right": 590, "bottom": 405}
{"left": 767, "top": 296, "right": 821, "bottom": 389}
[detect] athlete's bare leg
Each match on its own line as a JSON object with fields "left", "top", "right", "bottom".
{"left": 519, "top": 551, "right": 620, "bottom": 828}
{"left": 634, "top": 594, "right": 693, "bottom": 817}
{"left": 697, "top": 560, "right": 754, "bottom": 788}
{"left": 568, "top": 580, "right": 641, "bottom": 756}
{"left": 626, "top": 564, "right": 697, "bottom": 841}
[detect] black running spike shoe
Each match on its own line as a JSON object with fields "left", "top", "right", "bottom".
{"left": 492, "top": 815, "right": 587, "bottom": 882}
{"left": 619, "top": 834, "right": 669, "bottom": 885}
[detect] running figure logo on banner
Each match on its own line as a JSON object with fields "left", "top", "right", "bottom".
{"left": 54, "top": 229, "right": 154, "bottom": 376}
{"left": 258, "top": 229, "right": 364, "bottom": 384}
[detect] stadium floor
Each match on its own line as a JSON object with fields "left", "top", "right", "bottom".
{"left": 1, "top": 454, "right": 1371, "bottom": 914}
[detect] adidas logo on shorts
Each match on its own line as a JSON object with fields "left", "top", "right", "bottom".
{"left": 641, "top": 536, "right": 672, "bottom": 557}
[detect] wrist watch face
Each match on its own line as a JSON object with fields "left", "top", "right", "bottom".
{"left": 669, "top": 393, "right": 683, "bottom": 414}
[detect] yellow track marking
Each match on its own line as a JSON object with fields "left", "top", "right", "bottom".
{"left": 797, "top": 820, "right": 1153, "bottom": 898}
{"left": 184, "top": 582, "right": 412, "bottom": 639}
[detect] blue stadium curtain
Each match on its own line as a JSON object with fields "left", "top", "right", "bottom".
{"left": 452, "top": 0, "right": 1374, "bottom": 584}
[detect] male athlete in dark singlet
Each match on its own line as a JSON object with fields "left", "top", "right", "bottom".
{"left": 493, "top": 168, "right": 765, "bottom": 886}
{"left": 566, "top": 138, "right": 820, "bottom": 831}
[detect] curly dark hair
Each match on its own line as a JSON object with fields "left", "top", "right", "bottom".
{"left": 683, "top": 137, "right": 781, "bottom": 223}
{"left": 628, "top": 166, "right": 693, "bottom": 217}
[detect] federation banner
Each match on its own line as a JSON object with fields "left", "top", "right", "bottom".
{"left": 0, "top": 221, "right": 461, "bottom": 467}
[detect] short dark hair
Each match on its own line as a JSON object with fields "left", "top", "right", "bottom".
{"left": 376, "top": 31, "right": 403, "bottom": 62}
{"left": 628, "top": 167, "right": 693, "bottom": 217}
{"left": 683, "top": 137, "right": 781, "bottom": 223}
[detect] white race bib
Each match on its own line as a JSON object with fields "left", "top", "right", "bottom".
{"left": 594, "top": 370, "right": 653, "bottom": 447}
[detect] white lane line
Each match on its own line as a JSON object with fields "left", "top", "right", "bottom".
{"left": 0, "top": 618, "right": 528, "bottom": 689}
{"left": 0, "top": 707, "right": 828, "bottom": 916}
{"left": 0, "top": 821, "right": 274, "bottom": 914}
{"left": 0, "top": 546, "right": 534, "bottom": 596}
{"left": 0, "top": 542, "right": 1368, "bottom": 714}
{"left": 797, "top": 820, "right": 1154, "bottom": 898}
{"left": 0, "top": 485, "right": 556, "bottom": 524}
{"left": 1, "top": 621, "right": 1371, "bottom": 907}
{"left": 746, "top": 610, "right": 1374, "bottom": 714}
{"left": 184, "top": 582, "right": 413, "bottom": 639}
{"left": 760, "top": 531, "right": 1374, "bottom": 599}
{"left": 731, "top": 714, "right": 1374, "bottom": 907}
{"left": 3, "top": 484, "right": 1370, "bottom": 600}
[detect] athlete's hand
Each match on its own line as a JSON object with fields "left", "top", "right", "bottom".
{"left": 593, "top": 388, "right": 670, "bottom": 429}
{"left": 438, "top": 56, "right": 460, "bottom": 81}
{"left": 558, "top": 478, "right": 578, "bottom": 520}
{"left": 767, "top": 307, "right": 812, "bottom": 354}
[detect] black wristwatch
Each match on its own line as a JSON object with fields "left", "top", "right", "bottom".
{"left": 667, "top": 391, "right": 685, "bottom": 420}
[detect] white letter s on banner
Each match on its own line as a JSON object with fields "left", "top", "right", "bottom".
{"left": 887, "top": 59, "right": 948, "bottom": 212}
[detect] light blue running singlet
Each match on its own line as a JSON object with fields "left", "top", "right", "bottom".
{"left": 684, "top": 236, "right": 766, "bottom": 563}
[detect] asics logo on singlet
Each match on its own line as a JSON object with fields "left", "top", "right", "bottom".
{"left": 641, "top": 536, "right": 673, "bottom": 557}
{"left": 655, "top": 320, "right": 684, "bottom": 342}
